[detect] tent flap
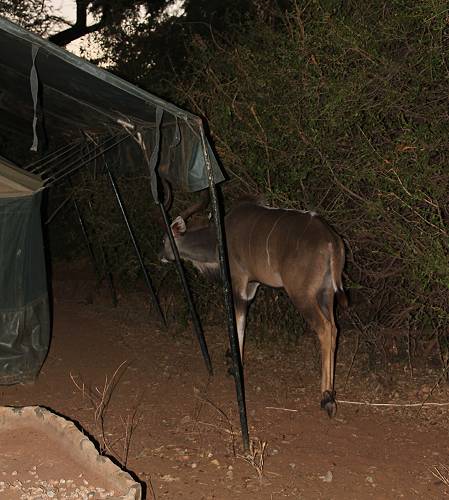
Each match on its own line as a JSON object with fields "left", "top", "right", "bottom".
{"left": 0, "top": 192, "right": 50, "bottom": 384}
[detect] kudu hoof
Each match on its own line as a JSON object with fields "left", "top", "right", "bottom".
{"left": 321, "top": 391, "right": 337, "bottom": 418}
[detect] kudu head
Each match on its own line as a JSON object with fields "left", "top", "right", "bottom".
{"left": 159, "top": 188, "right": 211, "bottom": 263}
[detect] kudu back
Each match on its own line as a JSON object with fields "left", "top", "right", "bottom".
{"left": 161, "top": 198, "right": 347, "bottom": 416}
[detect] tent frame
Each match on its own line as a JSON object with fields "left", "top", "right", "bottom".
{"left": 0, "top": 15, "right": 250, "bottom": 451}
{"left": 27, "top": 132, "right": 250, "bottom": 451}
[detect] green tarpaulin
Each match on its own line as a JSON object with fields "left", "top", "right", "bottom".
{"left": 0, "top": 17, "right": 224, "bottom": 384}
{"left": 0, "top": 157, "right": 49, "bottom": 384}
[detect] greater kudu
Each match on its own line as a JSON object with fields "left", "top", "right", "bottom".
{"left": 160, "top": 195, "right": 347, "bottom": 416}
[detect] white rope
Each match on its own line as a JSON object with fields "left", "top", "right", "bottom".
{"left": 265, "top": 400, "right": 449, "bottom": 411}
{"left": 337, "top": 400, "right": 449, "bottom": 408}
{"left": 265, "top": 406, "right": 298, "bottom": 412}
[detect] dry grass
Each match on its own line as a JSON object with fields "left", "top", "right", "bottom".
{"left": 70, "top": 360, "right": 141, "bottom": 467}
{"left": 430, "top": 464, "right": 449, "bottom": 486}
{"left": 238, "top": 438, "right": 268, "bottom": 480}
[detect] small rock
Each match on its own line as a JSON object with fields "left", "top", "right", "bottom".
{"left": 366, "top": 475, "right": 376, "bottom": 486}
{"left": 211, "top": 459, "right": 220, "bottom": 466}
{"left": 319, "top": 471, "right": 333, "bottom": 483}
{"left": 160, "top": 474, "right": 180, "bottom": 482}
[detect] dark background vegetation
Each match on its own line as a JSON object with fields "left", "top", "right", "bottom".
{"left": 2, "top": 1, "right": 448, "bottom": 372}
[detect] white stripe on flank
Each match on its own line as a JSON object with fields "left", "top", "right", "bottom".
{"left": 265, "top": 213, "right": 290, "bottom": 268}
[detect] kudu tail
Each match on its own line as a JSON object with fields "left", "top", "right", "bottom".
{"left": 335, "top": 287, "right": 348, "bottom": 309}
{"left": 329, "top": 241, "right": 348, "bottom": 310}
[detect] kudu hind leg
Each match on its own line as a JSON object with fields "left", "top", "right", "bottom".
{"left": 309, "top": 283, "right": 339, "bottom": 416}
{"left": 289, "top": 290, "right": 338, "bottom": 417}
{"left": 317, "top": 317, "right": 338, "bottom": 417}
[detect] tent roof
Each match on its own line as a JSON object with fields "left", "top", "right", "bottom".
{"left": 0, "top": 155, "right": 43, "bottom": 197}
{"left": 0, "top": 17, "right": 223, "bottom": 192}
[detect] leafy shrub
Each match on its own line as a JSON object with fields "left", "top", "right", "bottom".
{"left": 54, "top": 2, "right": 449, "bottom": 361}
{"left": 166, "top": 1, "right": 449, "bottom": 347}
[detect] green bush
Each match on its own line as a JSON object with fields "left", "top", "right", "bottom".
{"left": 166, "top": 1, "right": 449, "bottom": 343}
{"left": 56, "top": 2, "right": 449, "bottom": 360}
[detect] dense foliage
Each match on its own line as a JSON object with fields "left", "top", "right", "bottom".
{"left": 0, "top": 0, "right": 54, "bottom": 34}
{"left": 164, "top": 2, "right": 449, "bottom": 340}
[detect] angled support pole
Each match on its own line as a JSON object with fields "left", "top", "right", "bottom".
{"left": 85, "top": 196, "right": 118, "bottom": 308}
{"left": 159, "top": 201, "right": 213, "bottom": 375}
{"left": 67, "top": 177, "right": 117, "bottom": 307}
{"left": 198, "top": 123, "right": 250, "bottom": 452}
{"left": 104, "top": 161, "right": 166, "bottom": 327}
{"left": 71, "top": 189, "right": 100, "bottom": 278}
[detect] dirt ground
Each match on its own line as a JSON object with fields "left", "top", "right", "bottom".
{"left": 1, "top": 267, "right": 449, "bottom": 499}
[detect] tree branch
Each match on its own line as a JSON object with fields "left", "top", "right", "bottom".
{"left": 47, "top": 1, "right": 106, "bottom": 47}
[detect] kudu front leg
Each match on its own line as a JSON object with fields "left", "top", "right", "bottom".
{"left": 226, "top": 281, "right": 259, "bottom": 374}
{"left": 233, "top": 294, "right": 248, "bottom": 362}
{"left": 225, "top": 294, "right": 248, "bottom": 378}
{"left": 235, "top": 281, "right": 260, "bottom": 362}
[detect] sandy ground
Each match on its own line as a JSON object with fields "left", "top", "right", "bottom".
{"left": 1, "top": 269, "right": 449, "bottom": 499}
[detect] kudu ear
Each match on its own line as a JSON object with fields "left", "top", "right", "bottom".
{"left": 170, "top": 216, "right": 187, "bottom": 237}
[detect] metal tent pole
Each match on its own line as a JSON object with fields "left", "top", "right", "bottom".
{"left": 69, "top": 182, "right": 118, "bottom": 308}
{"left": 72, "top": 193, "right": 100, "bottom": 279}
{"left": 159, "top": 201, "right": 213, "bottom": 375}
{"left": 104, "top": 162, "right": 166, "bottom": 326}
{"left": 65, "top": 177, "right": 100, "bottom": 279}
{"left": 85, "top": 197, "right": 118, "bottom": 308}
{"left": 198, "top": 123, "right": 250, "bottom": 452}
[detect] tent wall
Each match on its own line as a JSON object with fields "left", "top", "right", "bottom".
{"left": 0, "top": 191, "right": 50, "bottom": 384}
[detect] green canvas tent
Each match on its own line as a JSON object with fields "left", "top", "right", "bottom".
{"left": 0, "top": 155, "right": 49, "bottom": 384}
{"left": 0, "top": 15, "right": 225, "bottom": 384}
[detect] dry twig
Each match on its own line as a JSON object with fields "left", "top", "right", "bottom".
{"left": 430, "top": 464, "right": 449, "bottom": 486}
{"left": 238, "top": 438, "right": 268, "bottom": 480}
{"left": 70, "top": 360, "right": 140, "bottom": 467}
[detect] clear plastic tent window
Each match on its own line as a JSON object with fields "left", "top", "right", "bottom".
{"left": 0, "top": 16, "right": 224, "bottom": 194}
